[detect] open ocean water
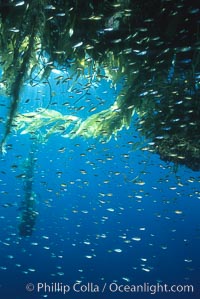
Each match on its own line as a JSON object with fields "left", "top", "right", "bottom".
{"left": 0, "top": 70, "right": 200, "bottom": 299}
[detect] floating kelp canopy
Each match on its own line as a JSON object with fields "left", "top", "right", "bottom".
{"left": 0, "top": 0, "right": 200, "bottom": 170}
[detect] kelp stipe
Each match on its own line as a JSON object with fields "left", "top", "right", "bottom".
{"left": 18, "top": 140, "right": 38, "bottom": 237}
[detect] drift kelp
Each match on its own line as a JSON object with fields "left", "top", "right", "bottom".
{"left": 0, "top": 0, "right": 200, "bottom": 170}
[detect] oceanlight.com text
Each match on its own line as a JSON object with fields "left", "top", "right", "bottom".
{"left": 26, "top": 281, "right": 194, "bottom": 295}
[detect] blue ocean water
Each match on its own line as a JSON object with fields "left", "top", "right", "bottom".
{"left": 0, "top": 71, "right": 200, "bottom": 299}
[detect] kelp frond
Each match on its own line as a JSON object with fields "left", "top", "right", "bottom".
{"left": 67, "top": 101, "right": 135, "bottom": 141}
{"left": 14, "top": 109, "right": 80, "bottom": 142}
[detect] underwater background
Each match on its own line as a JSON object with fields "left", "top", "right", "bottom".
{"left": 0, "top": 0, "right": 200, "bottom": 298}
{"left": 0, "top": 65, "right": 200, "bottom": 299}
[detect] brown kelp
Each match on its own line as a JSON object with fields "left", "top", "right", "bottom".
{"left": 0, "top": 0, "right": 200, "bottom": 170}
{"left": 0, "top": 1, "right": 45, "bottom": 153}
